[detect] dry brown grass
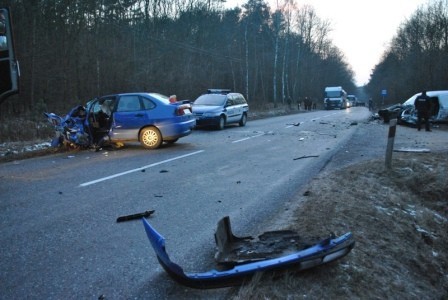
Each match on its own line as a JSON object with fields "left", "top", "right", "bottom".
{"left": 0, "top": 116, "right": 53, "bottom": 142}
{"left": 231, "top": 151, "right": 448, "bottom": 299}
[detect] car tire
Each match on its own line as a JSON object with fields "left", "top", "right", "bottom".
{"left": 239, "top": 113, "right": 247, "bottom": 126}
{"left": 217, "top": 116, "right": 225, "bottom": 130}
{"left": 139, "top": 126, "right": 162, "bottom": 149}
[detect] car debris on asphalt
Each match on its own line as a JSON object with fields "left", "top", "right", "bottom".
{"left": 116, "top": 210, "right": 155, "bottom": 223}
{"left": 141, "top": 216, "right": 355, "bottom": 289}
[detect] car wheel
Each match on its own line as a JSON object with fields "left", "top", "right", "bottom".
{"left": 239, "top": 113, "right": 247, "bottom": 126}
{"left": 217, "top": 116, "right": 225, "bottom": 130}
{"left": 139, "top": 126, "right": 162, "bottom": 149}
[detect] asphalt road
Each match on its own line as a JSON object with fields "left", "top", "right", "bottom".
{"left": 0, "top": 107, "right": 371, "bottom": 299}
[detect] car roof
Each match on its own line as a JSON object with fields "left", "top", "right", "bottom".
{"left": 207, "top": 89, "right": 231, "bottom": 94}
{"left": 403, "top": 90, "right": 448, "bottom": 105}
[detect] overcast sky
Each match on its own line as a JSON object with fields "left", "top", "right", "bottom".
{"left": 225, "top": 0, "right": 430, "bottom": 86}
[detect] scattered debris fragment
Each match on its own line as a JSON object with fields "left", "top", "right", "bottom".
{"left": 287, "top": 122, "right": 302, "bottom": 126}
{"left": 142, "top": 216, "right": 355, "bottom": 289}
{"left": 215, "top": 216, "right": 323, "bottom": 266}
{"left": 294, "top": 155, "right": 319, "bottom": 160}
{"left": 117, "top": 210, "right": 155, "bottom": 223}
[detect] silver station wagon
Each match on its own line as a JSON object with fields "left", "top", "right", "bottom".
{"left": 192, "top": 89, "right": 249, "bottom": 130}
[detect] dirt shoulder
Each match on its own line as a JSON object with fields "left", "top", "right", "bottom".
{"left": 231, "top": 121, "right": 448, "bottom": 299}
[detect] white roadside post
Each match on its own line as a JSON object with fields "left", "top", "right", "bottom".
{"left": 385, "top": 118, "right": 397, "bottom": 169}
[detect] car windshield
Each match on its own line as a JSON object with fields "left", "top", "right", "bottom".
{"left": 194, "top": 94, "right": 226, "bottom": 106}
{"left": 326, "top": 91, "right": 342, "bottom": 98}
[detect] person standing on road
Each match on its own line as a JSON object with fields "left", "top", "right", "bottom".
{"left": 368, "top": 98, "right": 373, "bottom": 111}
{"left": 414, "top": 91, "right": 432, "bottom": 131}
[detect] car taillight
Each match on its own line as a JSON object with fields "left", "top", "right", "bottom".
{"left": 176, "top": 104, "right": 192, "bottom": 116}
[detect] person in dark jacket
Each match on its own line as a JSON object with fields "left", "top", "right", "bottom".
{"left": 414, "top": 91, "right": 431, "bottom": 131}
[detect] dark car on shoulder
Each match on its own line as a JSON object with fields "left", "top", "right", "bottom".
{"left": 192, "top": 89, "right": 249, "bottom": 130}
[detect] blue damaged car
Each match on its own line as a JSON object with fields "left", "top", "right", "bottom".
{"left": 45, "top": 93, "right": 196, "bottom": 150}
{"left": 84, "top": 92, "right": 196, "bottom": 149}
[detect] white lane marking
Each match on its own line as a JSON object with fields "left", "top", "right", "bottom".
{"left": 79, "top": 150, "right": 204, "bottom": 187}
{"left": 232, "top": 133, "right": 264, "bottom": 143}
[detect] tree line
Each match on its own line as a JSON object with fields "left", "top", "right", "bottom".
{"left": 0, "top": 0, "right": 355, "bottom": 120}
{"left": 366, "top": 0, "right": 448, "bottom": 106}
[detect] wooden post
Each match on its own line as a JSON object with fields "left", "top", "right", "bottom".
{"left": 385, "top": 118, "right": 397, "bottom": 168}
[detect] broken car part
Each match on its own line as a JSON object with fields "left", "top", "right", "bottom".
{"left": 142, "top": 216, "right": 355, "bottom": 289}
{"left": 293, "top": 155, "right": 319, "bottom": 160}
{"left": 117, "top": 210, "right": 155, "bottom": 223}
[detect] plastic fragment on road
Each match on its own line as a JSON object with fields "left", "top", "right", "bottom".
{"left": 117, "top": 210, "right": 155, "bottom": 222}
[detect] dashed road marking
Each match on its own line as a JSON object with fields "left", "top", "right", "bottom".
{"left": 79, "top": 150, "right": 204, "bottom": 187}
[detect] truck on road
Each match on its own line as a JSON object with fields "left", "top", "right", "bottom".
{"left": 324, "top": 86, "right": 347, "bottom": 110}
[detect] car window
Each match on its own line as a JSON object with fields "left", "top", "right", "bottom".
{"left": 117, "top": 95, "right": 141, "bottom": 112}
{"left": 236, "top": 95, "right": 246, "bottom": 104}
{"left": 226, "top": 98, "right": 235, "bottom": 106}
{"left": 142, "top": 97, "right": 156, "bottom": 110}
{"left": 194, "top": 94, "right": 226, "bottom": 106}
{"left": 89, "top": 100, "right": 102, "bottom": 114}
{"left": 100, "top": 98, "right": 115, "bottom": 115}
{"left": 439, "top": 94, "right": 448, "bottom": 107}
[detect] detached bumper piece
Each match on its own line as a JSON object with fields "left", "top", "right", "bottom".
{"left": 142, "top": 216, "right": 355, "bottom": 289}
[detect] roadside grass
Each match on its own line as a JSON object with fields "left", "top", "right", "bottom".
{"left": 0, "top": 116, "right": 53, "bottom": 142}
{"left": 230, "top": 152, "right": 448, "bottom": 299}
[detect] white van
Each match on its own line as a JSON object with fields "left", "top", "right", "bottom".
{"left": 347, "top": 95, "right": 357, "bottom": 107}
{"left": 400, "top": 90, "right": 448, "bottom": 124}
